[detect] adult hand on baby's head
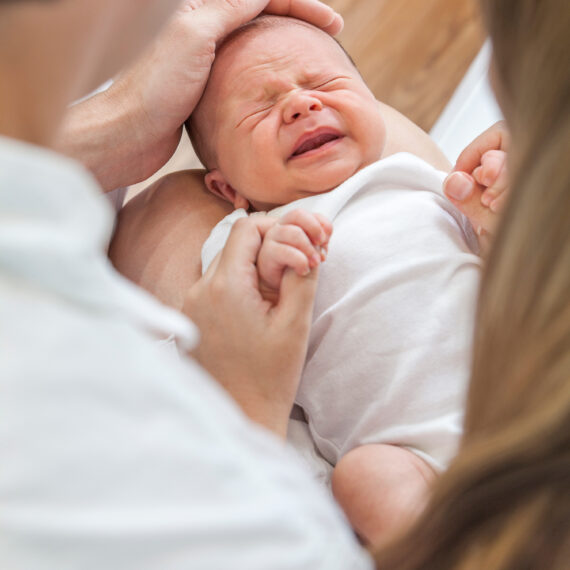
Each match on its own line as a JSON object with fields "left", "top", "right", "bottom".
{"left": 443, "top": 121, "right": 510, "bottom": 256}
{"left": 183, "top": 215, "right": 320, "bottom": 438}
{"left": 107, "top": 0, "right": 342, "bottom": 187}
{"left": 225, "top": 0, "right": 344, "bottom": 35}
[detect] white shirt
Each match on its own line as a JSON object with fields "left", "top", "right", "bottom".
{"left": 0, "top": 136, "right": 371, "bottom": 570}
{"left": 203, "top": 155, "right": 480, "bottom": 479}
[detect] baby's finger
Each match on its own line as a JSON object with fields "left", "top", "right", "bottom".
{"left": 267, "top": 242, "right": 313, "bottom": 277}
{"left": 268, "top": 223, "right": 322, "bottom": 268}
{"left": 472, "top": 166, "right": 484, "bottom": 187}
{"left": 489, "top": 190, "right": 508, "bottom": 214}
{"left": 279, "top": 209, "right": 329, "bottom": 246}
{"left": 479, "top": 151, "right": 506, "bottom": 186}
{"left": 472, "top": 160, "right": 500, "bottom": 188}
{"left": 481, "top": 155, "right": 509, "bottom": 206}
{"left": 312, "top": 212, "right": 333, "bottom": 242}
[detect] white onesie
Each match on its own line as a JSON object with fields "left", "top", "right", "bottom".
{"left": 202, "top": 153, "right": 481, "bottom": 482}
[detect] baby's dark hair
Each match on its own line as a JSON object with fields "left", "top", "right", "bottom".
{"left": 185, "top": 15, "right": 359, "bottom": 169}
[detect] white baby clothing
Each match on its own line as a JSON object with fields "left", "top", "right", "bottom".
{"left": 0, "top": 135, "right": 372, "bottom": 570}
{"left": 202, "top": 153, "right": 481, "bottom": 477}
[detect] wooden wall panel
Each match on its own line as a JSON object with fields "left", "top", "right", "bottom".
{"left": 324, "top": 0, "right": 485, "bottom": 131}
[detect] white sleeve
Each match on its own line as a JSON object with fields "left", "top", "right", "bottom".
{"left": 201, "top": 208, "right": 249, "bottom": 274}
{"left": 0, "top": 298, "right": 371, "bottom": 570}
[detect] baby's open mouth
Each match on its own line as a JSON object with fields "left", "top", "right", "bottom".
{"left": 290, "top": 130, "right": 343, "bottom": 158}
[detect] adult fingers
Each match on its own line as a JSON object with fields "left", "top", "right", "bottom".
{"left": 264, "top": 0, "right": 343, "bottom": 34}
{"left": 443, "top": 170, "right": 477, "bottom": 202}
{"left": 454, "top": 121, "right": 510, "bottom": 175}
{"left": 201, "top": 0, "right": 343, "bottom": 40}
{"left": 489, "top": 189, "right": 508, "bottom": 214}
{"left": 217, "top": 215, "right": 276, "bottom": 272}
{"left": 443, "top": 171, "right": 497, "bottom": 242}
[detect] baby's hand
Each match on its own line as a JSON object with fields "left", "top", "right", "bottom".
{"left": 443, "top": 121, "right": 510, "bottom": 255}
{"left": 257, "top": 209, "right": 332, "bottom": 302}
{"left": 471, "top": 149, "right": 509, "bottom": 213}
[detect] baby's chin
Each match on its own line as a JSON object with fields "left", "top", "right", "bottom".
{"left": 244, "top": 153, "right": 384, "bottom": 211}
{"left": 247, "top": 179, "right": 353, "bottom": 211}
{"left": 298, "top": 157, "right": 375, "bottom": 192}
{"left": 245, "top": 184, "right": 334, "bottom": 211}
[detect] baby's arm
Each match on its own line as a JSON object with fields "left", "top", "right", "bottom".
{"left": 379, "top": 102, "right": 452, "bottom": 172}
{"left": 257, "top": 210, "right": 332, "bottom": 303}
{"left": 331, "top": 444, "right": 435, "bottom": 548}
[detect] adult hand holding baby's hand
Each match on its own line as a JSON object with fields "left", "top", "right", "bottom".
{"left": 443, "top": 121, "right": 510, "bottom": 256}
{"left": 183, "top": 215, "right": 320, "bottom": 438}
{"left": 258, "top": 210, "right": 332, "bottom": 304}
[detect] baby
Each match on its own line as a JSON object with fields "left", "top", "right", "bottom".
{"left": 187, "top": 16, "right": 481, "bottom": 545}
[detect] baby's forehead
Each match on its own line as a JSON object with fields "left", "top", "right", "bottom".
{"left": 221, "top": 15, "right": 337, "bottom": 49}
{"left": 214, "top": 16, "right": 351, "bottom": 78}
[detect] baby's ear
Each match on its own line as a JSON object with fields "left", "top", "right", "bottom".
{"left": 205, "top": 170, "right": 250, "bottom": 210}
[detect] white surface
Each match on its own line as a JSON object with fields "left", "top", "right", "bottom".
{"left": 203, "top": 154, "right": 481, "bottom": 477}
{"left": 0, "top": 135, "right": 372, "bottom": 570}
{"left": 431, "top": 41, "right": 503, "bottom": 164}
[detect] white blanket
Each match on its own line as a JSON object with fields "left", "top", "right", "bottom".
{"left": 202, "top": 153, "right": 481, "bottom": 480}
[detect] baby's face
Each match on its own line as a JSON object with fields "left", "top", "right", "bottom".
{"left": 197, "top": 21, "right": 386, "bottom": 211}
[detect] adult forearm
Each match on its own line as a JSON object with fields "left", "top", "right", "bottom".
{"left": 56, "top": 85, "right": 178, "bottom": 192}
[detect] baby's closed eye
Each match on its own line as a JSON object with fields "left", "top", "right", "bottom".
{"left": 310, "top": 76, "right": 351, "bottom": 91}
{"left": 236, "top": 105, "right": 274, "bottom": 128}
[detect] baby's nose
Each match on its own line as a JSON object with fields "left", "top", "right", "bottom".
{"left": 283, "top": 92, "right": 323, "bottom": 123}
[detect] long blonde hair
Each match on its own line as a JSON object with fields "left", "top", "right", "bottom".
{"left": 375, "top": 0, "right": 570, "bottom": 567}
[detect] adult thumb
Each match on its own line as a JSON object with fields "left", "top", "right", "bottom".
{"left": 444, "top": 171, "right": 492, "bottom": 232}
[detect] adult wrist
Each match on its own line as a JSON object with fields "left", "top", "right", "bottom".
{"left": 93, "top": 80, "right": 178, "bottom": 191}
{"left": 56, "top": 86, "right": 135, "bottom": 191}
{"left": 56, "top": 80, "right": 177, "bottom": 192}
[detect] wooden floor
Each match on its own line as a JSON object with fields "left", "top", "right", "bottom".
{"left": 127, "top": 0, "right": 485, "bottom": 198}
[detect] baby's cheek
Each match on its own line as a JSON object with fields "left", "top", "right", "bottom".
{"left": 241, "top": 157, "right": 290, "bottom": 208}
{"left": 342, "top": 97, "right": 386, "bottom": 163}
{"left": 363, "top": 103, "right": 387, "bottom": 161}
{"left": 225, "top": 134, "right": 267, "bottom": 194}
